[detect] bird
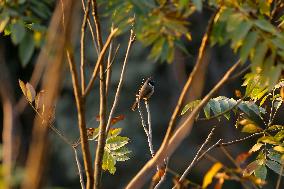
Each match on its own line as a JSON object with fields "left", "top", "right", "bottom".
{"left": 131, "top": 77, "right": 155, "bottom": 111}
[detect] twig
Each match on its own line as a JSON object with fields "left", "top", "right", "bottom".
{"left": 154, "top": 159, "right": 168, "bottom": 189}
{"left": 105, "top": 25, "right": 115, "bottom": 96}
{"left": 91, "top": 0, "right": 103, "bottom": 51}
{"left": 174, "top": 126, "right": 216, "bottom": 188}
{"left": 81, "top": 0, "right": 99, "bottom": 55}
{"left": 145, "top": 101, "right": 155, "bottom": 158}
{"left": 80, "top": 0, "right": 91, "bottom": 94}
{"left": 126, "top": 59, "right": 242, "bottom": 189}
{"left": 104, "top": 44, "right": 120, "bottom": 74}
{"left": 227, "top": 64, "right": 250, "bottom": 82}
{"left": 196, "top": 139, "right": 222, "bottom": 163}
{"left": 219, "top": 145, "right": 240, "bottom": 169}
{"left": 137, "top": 101, "right": 150, "bottom": 148}
{"left": 83, "top": 28, "right": 118, "bottom": 97}
{"left": 166, "top": 168, "right": 201, "bottom": 188}
{"left": 218, "top": 132, "right": 263, "bottom": 147}
{"left": 276, "top": 163, "right": 284, "bottom": 189}
{"left": 73, "top": 147, "right": 85, "bottom": 189}
{"left": 105, "top": 30, "right": 135, "bottom": 133}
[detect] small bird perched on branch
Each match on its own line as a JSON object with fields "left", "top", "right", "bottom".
{"left": 131, "top": 77, "right": 155, "bottom": 111}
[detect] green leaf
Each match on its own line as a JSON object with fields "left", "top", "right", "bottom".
{"left": 208, "top": 99, "right": 221, "bottom": 115}
{"left": 11, "top": 22, "right": 26, "bottom": 45}
{"left": 204, "top": 103, "right": 211, "bottom": 119}
{"left": 254, "top": 164, "right": 267, "bottom": 180}
{"left": 274, "top": 130, "right": 284, "bottom": 141}
{"left": 240, "top": 31, "right": 258, "bottom": 63}
{"left": 192, "top": 0, "right": 202, "bottom": 11}
{"left": 106, "top": 136, "right": 129, "bottom": 150}
{"left": 268, "top": 150, "right": 282, "bottom": 163}
{"left": 254, "top": 19, "right": 276, "bottom": 34}
{"left": 231, "top": 21, "right": 253, "bottom": 49}
{"left": 19, "top": 33, "right": 35, "bottom": 67}
{"left": 251, "top": 41, "right": 268, "bottom": 69}
{"left": 181, "top": 100, "right": 201, "bottom": 115}
{"left": 102, "top": 151, "right": 116, "bottom": 174}
{"left": 266, "top": 160, "right": 284, "bottom": 176}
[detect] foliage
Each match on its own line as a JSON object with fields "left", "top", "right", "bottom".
{"left": 0, "top": 0, "right": 53, "bottom": 66}
{"left": 182, "top": 79, "right": 284, "bottom": 187}
{"left": 99, "top": 0, "right": 203, "bottom": 62}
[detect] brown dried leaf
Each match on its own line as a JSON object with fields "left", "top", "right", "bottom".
{"left": 35, "top": 90, "right": 45, "bottom": 112}
{"left": 236, "top": 151, "right": 252, "bottom": 165}
{"left": 26, "top": 82, "right": 36, "bottom": 102}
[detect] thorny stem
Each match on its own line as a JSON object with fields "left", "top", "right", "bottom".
{"left": 219, "top": 132, "right": 263, "bottom": 147}
{"left": 105, "top": 30, "right": 135, "bottom": 133}
{"left": 80, "top": 0, "right": 91, "bottom": 94}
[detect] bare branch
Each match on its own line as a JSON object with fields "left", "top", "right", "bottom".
{"left": 105, "top": 30, "right": 135, "bottom": 133}
{"left": 83, "top": 28, "right": 118, "bottom": 97}
{"left": 73, "top": 147, "right": 85, "bottom": 189}
{"left": 80, "top": 0, "right": 91, "bottom": 94}
{"left": 126, "top": 59, "right": 242, "bottom": 189}
{"left": 174, "top": 126, "right": 216, "bottom": 188}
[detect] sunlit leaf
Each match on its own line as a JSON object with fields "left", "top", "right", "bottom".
{"left": 202, "top": 162, "right": 223, "bottom": 188}
{"left": 25, "top": 82, "right": 36, "bottom": 102}
{"left": 19, "top": 79, "right": 27, "bottom": 96}
{"left": 249, "top": 143, "right": 263, "bottom": 153}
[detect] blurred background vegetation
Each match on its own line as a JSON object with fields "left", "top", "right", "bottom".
{"left": 1, "top": 0, "right": 284, "bottom": 188}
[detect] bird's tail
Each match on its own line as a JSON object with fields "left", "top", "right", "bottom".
{"left": 131, "top": 100, "right": 138, "bottom": 111}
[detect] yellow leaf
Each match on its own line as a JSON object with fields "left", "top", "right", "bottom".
{"left": 273, "top": 146, "right": 284, "bottom": 153}
{"left": 202, "top": 162, "right": 223, "bottom": 189}
{"left": 19, "top": 79, "right": 27, "bottom": 96}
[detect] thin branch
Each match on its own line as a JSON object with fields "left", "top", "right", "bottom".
{"left": 196, "top": 139, "right": 222, "bottom": 163}
{"left": 80, "top": 0, "right": 91, "bottom": 94}
{"left": 73, "top": 147, "right": 85, "bottom": 189}
{"left": 227, "top": 64, "right": 250, "bottom": 82}
{"left": 126, "top": 59, "right": 242, "bottom": 189}
{"left": 219, "top": 146, "right": 240, "bottom": 169}
{"left": 145, "top": 101, "right": 155, "bottom": 158}
{"left": 105, "top": 30, "right": 135, "bottom": 133}
{"left": 66, "top": 51, "right": 94, "bottom": 189}
{"left": 161, "top": 8, "right": 221, "bottom": 154}
{"left": 174, "top": 126, "right": 216, "bottom": 187}
{"left": 105, "top": 25, "right": 115, "bottom": 96}
{"left": 154, "top": 159, "right": 168, "bottom": 189}
{"left": 137, "top": 101, "right": 150, "bottom": 149}
{"left": 83, "top": 28, "right": 118, "bottom": 97}
{"left": 104, "top": 44, "right": 120, "bottom": 74}
{"left": 91, "top": 0, "right": 103, "bottom": 51}
{"left": 81, "top": 0, "right": 99, "bottom": 55}
{"left": 219, "top": 132, "right": 263, "bottom": 147}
